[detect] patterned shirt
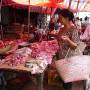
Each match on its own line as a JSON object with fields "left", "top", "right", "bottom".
{"left": 56, "top": 26, "right": 80, "bottom": 60}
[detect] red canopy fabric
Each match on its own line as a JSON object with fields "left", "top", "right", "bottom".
{"left": 2, "top": 0, "right": 65, "bottom": 14}
{"left": 2, "top": 0, "right": 65, "bottom": 12}
{"left": 3, "top": 0, "right": 90, "bottom": 12}
{"left": 3, "top": 0, "right": 64, "bottom": 6}
{"left": 12, "top": 0, "right": 64, "bottom": 5}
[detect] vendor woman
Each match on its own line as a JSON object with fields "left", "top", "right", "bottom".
{"left": 56, "top": 9, "right": 80, "bottom": 90}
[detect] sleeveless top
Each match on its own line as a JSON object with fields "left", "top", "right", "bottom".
{"left": 56, "top": 26, "right": 80, "bottom": 60}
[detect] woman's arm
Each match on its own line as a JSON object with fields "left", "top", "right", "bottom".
{"left": 67, "top": 38, "right": 77, "bottom": 49}
{"left": 69, "top": 27, "right": 80, "bottom": 49}
{"left": 61, "top": 35, "right": 77, "bottom": 49}
{"left": 61, "top": 27, "right": 80, "bottom": 49}
{"left": 0, "top": 45, "right": 12, "bottom": 54}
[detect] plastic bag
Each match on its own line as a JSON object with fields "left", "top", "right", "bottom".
{"left": 55, "top": 55, "right": 90, "bottom": 83}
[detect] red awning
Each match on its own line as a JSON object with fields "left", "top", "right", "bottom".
{"left": 3, "top": 0, "right": 90, "bottom": 12}
{"left": 3, "top": 0, "right": 64, "bottom": 7}
{"left": 12, "top": 0, "right": 63, "bottom": 5}
{"left": 2, "top": 0, "right": 64, "bottom": 14}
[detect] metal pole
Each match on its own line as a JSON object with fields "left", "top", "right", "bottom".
{"left": 68, "top": 0, "right": 73, "bottom": 9}
{"left": 0, "top": 0, "right": 1, "bottom": 23}
{"left": 0, "top": 0, "right": 3, "bottom": 40}
{"left": 28, "top": 0, "right": 30, "bottom": 34}
{"left": 76, "top": 0, "right": 80, "bottom": 16}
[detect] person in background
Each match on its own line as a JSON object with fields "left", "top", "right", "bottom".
{"left": 48, "top": 17, "right": 55, "bottom": 40}
{"left": 20, "top": 31, "right": 29, "bottom": 41}
{"left": 48, "top": 17, "right": 60, "bottom": 40}
{"left": 48, "top": 17, "right": 55, "bottom": 32}
{"left": 80, "top": 18, "right": 82, "bottom": 22}
{"left": 84, "top": 16, "right": 89, "bottom": 25}
{"left": 81, "top": 24, "right": 90, "bottom": 90}
{"left": 20, "top": 24, "right": 36, "bottom": 43}
{"left": 75, "top": 17, "right": 82, "bottom": 35}
{"left": 80, "top": 17, "right": 89, "bottom": 37}
{"left": 56, "top": 9, "right": 80, "bottom": 90}
{"left": 82, "top": 24, "right": 90, "bottom": 54}
{"left": 20, "top": 25, "right": 29, "bottom": 41}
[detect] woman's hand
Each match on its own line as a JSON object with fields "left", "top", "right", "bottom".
{"left": 61, "top": 35, "right": 77, "bottom": 49}
{"left": 61, "top": 35, "right": 70, "bottom": 42}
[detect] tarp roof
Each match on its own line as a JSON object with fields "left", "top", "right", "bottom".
{"left": 2, "top": 0, "right": 90, "bottom": 12}
{"left": 80, "top": 0, "right": 90, "bottom": 12}
{"left": 70, "top": 0, "right": 90, "bottom": 12}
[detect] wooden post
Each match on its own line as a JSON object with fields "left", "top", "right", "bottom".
{"left": 76, "top": 0, "right": 80, "bottom": 16}
{"left": 0, "top": 0, "right": 3, "bottom": 40}
{"left": 28, "top": 0, "right": 30, "bottom": 34}
{"left": 68, "top": 0, "right": 73, "bottom": 9}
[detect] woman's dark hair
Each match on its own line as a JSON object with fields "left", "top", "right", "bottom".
{"left": 58, "top": 9, "right": 74, "bottom": 22}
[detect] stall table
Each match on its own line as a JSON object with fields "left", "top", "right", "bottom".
{"left": 0, "top": 64, "right": 45, "bottom": 90}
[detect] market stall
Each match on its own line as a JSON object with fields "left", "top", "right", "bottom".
{"left": 1, "top": 0, "right": 90, "bottom": 90}
{"left": 0, "top": 39, "right": 59, "bottom": 90}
